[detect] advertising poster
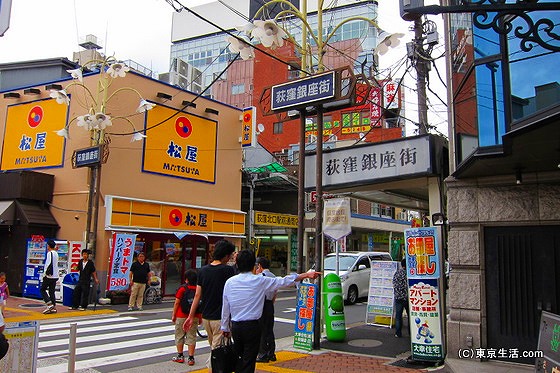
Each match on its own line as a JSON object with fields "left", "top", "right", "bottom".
{"left": 366, "top": 260, "right": 398, "bottom": 326}
{"left": 408, "top": 278, "right": 443, "bottom": 360}
{"left": 107, "top": 233, "right": 137, "bottom": 291}
{"left": 294, "top": 283, "right": 317, "bottom": 352}
{"left": 405, "top": 227, "right": 445, "bottom": 362}
{"left": 0, "top": 321, "right": 39, "bottom": 373}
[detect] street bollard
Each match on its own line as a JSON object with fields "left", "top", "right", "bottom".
{"left": 68, "top": 323, "right": 77, "bottom": 373}
{"left": 323, "top": 273, "right": 346, "bottom": 342}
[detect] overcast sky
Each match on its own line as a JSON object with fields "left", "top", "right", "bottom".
{"left": 0, "top": 0, "right": 447, "bottom": 135}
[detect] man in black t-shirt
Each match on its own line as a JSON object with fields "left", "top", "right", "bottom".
{"left": 184, "top": 240, "right": 235, "bottom": 356}
{"left": 128, "top": 252, "right": 152, "bottom": 311}
{"left": 70, "top": 249, "right": 99, "bottom": 310}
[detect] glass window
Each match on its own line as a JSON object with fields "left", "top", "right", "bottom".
{"left": 273, "top": 122, "right": 283, "bottom": 134}
{"left": 473, "top": 19, "right": 501, "bottom": 58}
{"left": 508, "top": 10, "right": 560, "bottom": 121}
{"left": 231, "top": 83, "right": 245, "bottom": 95}
{"left": 475, "top": 61, "right": 505, "bottom": 146}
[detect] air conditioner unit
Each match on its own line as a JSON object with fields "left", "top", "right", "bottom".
{"left": 177, "top": 59, "right": 189, "bottom": 76}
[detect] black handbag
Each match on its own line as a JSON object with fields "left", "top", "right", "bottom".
{"left": 0, "top": 333, "right": 9, "bottom": 361}
{"left": 211, "top": 335, "right": 237, "bottom": 373}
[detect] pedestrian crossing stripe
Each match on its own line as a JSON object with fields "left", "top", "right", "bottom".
{"left": 36, "top": 315, "right": 299, "bottom": 372}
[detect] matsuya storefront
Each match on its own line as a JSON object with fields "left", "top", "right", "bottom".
{"left": 105, "top": 196, "right": 245, "bottom": 296}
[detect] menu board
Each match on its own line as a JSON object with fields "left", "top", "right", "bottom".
{"left": 536, "top": 311, "right": 560, "bottom": 372}
{"left": 366, "top": 260, "right": 398, "bottom": 326}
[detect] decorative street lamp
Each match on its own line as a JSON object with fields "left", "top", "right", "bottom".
{"left": 51, "top": 56, "right": 155, "bottom": 256}
{"left": 226, "top": 0, "right": 403, "bottom": 349}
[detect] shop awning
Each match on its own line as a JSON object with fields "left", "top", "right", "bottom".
{"left": 0, "top": 201, "right": 15, "bottom": 224}
{"left": 16, "top": 201, "right": 59, "bottom": 227}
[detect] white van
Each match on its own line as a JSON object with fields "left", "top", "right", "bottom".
{"left": 323, "top": 251, "right": 392, "bottom": 304}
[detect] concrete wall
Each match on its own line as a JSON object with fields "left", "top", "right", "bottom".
{"left": 445, "top": 171, "right": 560, "bottom": 356}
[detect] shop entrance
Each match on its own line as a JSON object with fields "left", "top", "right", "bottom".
{"left": 163, "top": 235, "right": 209, "bottom": 296}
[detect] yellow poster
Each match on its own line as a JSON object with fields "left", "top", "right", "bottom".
{"left": 142, "top": 105, "right": 217, "bottom": 183}
{"left": 1, "top": 99, "right": 67, "bottom": 170}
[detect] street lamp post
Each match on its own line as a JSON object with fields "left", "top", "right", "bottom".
{"left": 52, "top": 58, "right": 155, "bottom": 256}
{"left": 247, "top": 0, "right": 384, "bottom": 350}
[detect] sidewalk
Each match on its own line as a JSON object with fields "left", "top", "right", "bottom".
{"left": 8, "top": 295, "right": 533, "bottom": 373}
{"left": 3, "top": 295, "right": 118, "bottom": 322}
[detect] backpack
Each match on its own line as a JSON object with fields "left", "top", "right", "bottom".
{"left": 179, "top": 284, "right": 201, "bottom": 314}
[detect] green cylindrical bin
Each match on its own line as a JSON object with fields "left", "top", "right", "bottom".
{"left": 323, "top": 273, "right": 346, "bottom": 342}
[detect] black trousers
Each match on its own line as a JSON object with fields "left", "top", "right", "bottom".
{"left": 40, "top": 277, "right": 57, "bottom": 306}
{"left": 258, "top": 299, "right": 276, "bottom": 359}
{"left": 231, "top": 320, "right": 261, "bottom": 373}
{"left": 72, "top": 282, "right": 91, "bottom": 308}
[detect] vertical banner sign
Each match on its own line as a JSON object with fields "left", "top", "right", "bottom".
{"left": 107, "top": 233, "right": 137, "bottom": 291}
{"left": 0, "top": 321, "right": 39, "bottom": 372}
{"left": 241, "top": 106, "right": 256, "bottom": 147}
{"left": 323, "top": 198, "right": 351, "bottom": 240}
{"left": 384, "top": 80, "right": 399, "bottom": 109}
{"left": 294, "top": 282, "right": 318, "bottom": 351}
{"left": 290, "top": 233, "right": 298, "bottom": 272}
{"left": 369, "top": 86, "right": 382, "bottom": 126}
{"left": 69, "top": 241, "right": 85, "bottom": 272}
{"left": 366, "top": 261, "right": 398, "bottom": 327}
{"left": 405, "top": 227, "right": 445, "bottom": 362}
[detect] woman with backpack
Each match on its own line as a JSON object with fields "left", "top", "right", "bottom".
{"left": 171, "top": 268, "right": 201, "bottom": 366}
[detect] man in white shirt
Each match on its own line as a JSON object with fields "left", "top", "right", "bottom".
{"left": 40, "top": 239, "right": 59, "bottom": 314}
{"left": 221, "top": 250, "right": 321, "bottom": 373}
{"left": 255, "top": 257, "right": 277, "bottom": 363}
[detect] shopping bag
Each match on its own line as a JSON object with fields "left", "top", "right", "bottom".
{"left": 211, "top": 336, "right": 237, "bottom": 373}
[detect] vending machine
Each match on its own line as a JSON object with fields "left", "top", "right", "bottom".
{"left": 23, "top": 238, "right": 70, "bottom": 300}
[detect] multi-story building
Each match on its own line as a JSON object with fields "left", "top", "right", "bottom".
{"left": 0, "top": 57, "right": 245, "bottom": 297}
{"left": 444, "top": 3, "right": 560, "bottom": 366}
{"left": 171, "top": 0, "right": 419, "bottom": 274}
{"left": 170, "top": 0, "right": 406, "bottom": 157}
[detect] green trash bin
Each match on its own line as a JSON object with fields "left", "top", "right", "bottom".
{"left": 323, "top": 273, "right": 346, "bottom": 342}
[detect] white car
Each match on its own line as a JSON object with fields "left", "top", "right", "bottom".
{"left": 323, "top": 251, "right": 393, "bottom": 305}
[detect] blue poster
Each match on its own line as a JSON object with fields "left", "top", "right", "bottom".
{"left": 294, "top": 283, "right": 318, "bottom": 351}
{"left": 404, "top": 227, "right": 440, "bottom": 279}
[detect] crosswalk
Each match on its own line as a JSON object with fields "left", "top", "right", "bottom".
{"left": 36, "top": 313, "right": 296, "bottom": 372}
{"left": 36, "top": 315, "right": 211, "bottom": 372}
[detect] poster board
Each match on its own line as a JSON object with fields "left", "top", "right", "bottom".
{"left": 0, "top": 321, "right": 39, "bottom": 372}
{"left": 405, "top": 227, "right": 445, "bottom": 362}
{"left": 366, "top": 260, "right": 398, "bottom": 327}
{"left": 535, "top": 311, "right": 560, "bottom": 372}
{"left": 293, "top": 283, "right": 318, "bottom": 351}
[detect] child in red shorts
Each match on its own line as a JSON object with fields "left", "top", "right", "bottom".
{"left": 171, "top": 269, "right": 201, "bottom": 365}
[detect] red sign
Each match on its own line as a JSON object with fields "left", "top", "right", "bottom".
{"left": 310, "top": 191, "right": 335, "bottom": 203}
{"left": 69, "top": 241, "right": 84, "bottom": 272}
{"left": 369, "top": 86, "right": 382, "bottom": 126}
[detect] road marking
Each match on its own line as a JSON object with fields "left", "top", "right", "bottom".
{"left": 39, "top": 318, "right": 170, "bottom": 338}
{"left": 37, "top": 340, "right": 210, "bottom": 372}
{"left": 39, "top": 316, "right": 138, "bottom": 330}
{"left": 39, "top": 325, "right": 176, "bottom": 348}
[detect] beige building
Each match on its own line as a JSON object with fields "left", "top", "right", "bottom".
{"left": 0, "top": 61, "right": 245, "bottom": 297}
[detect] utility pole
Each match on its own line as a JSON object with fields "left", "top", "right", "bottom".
{"left": 407, "top": 11, "right": 438, "bottom": 135}
{"left": 413, "top": 17, "right": 429, "bottom": 135}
